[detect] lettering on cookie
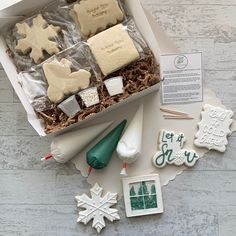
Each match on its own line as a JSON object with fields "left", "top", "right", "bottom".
{"left": 43, "top": 58, "right": 91, "bottom": 103}
{"left": 87, "top": 24, "right": 140, "bottom": 76}
{"left": 194, "top": 104, "right": 233, "bottom": 152}
{"left": 15, "top": 14, "right": 61, "bottom": 64}
{"left": 72, "top": 0, "right": 124, "bottom": 37}
{"left": 153, "top": 130, "right": 199, "bottom": 168}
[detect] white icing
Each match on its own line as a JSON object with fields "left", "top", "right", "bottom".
{"left": 116, "top": 104, "right": 143, "bottom": 166}
{"left": 51, "top": 122, "right": 112, "bottom": 163}
{"left": 194, "top": 104, "right": 234, "bottom": 152}
{"left": 153, "top": 130, "right": 199, "bottom": 168}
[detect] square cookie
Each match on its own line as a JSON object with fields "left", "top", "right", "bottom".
{"left": 122, "top": 174, "right": 164, "bottom": 217}
{"left": 87, "top": 24, "right": 140, "bottom": 76}
{"left": 73, "top": 0, "right": 124, "bottom": 37}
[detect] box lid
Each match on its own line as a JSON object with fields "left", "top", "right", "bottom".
{"left": 0, "top": 0, "right": 22, "bottom": 12}
{"left": 0, "top": 0, "right": 52, "bottom": 17}
{"left": 0, "top": 0, "right": 53, "bottom": 29}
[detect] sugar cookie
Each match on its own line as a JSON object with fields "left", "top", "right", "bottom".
{"left": 194, "top": 104, "right": 234, "bottom": 152}
{"left": 43, "top": 58, "right": 91, "bottom": 103}
{"left": 153, "top": 130, "right": 199, "bottom": 168}
{"left": 72, "top": 0, "right": 124, "bottom": 37}
{"left": 88, "top": 24, "right": 140, "bottom": 76}
{"left": 15, "top": 14, "right": 61, "bottom": 64}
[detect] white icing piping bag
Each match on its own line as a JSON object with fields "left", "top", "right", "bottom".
{"left": 116, "top": 104, "right": 144, "bottom": 176}
{"left": 42, "top": 122, "right": 113, "bottom": 164}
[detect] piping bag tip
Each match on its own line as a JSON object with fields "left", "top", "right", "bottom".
{"left": 41, "top": 154, "right": 53, "bottom": 161}
{"left": 120, "top": 163, "right": 128, "bottom": 177}
{"left": 86, "top": 166, "right": 93, "bottom": 178}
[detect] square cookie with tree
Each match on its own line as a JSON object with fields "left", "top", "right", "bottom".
{"left": 122, "top": 174, "right": 164, "bottom": 217}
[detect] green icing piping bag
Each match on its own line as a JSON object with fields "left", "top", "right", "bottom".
{"left": 86, "top": 120, "right": 127, "bottom": 174}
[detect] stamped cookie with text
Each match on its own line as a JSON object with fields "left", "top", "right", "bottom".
{"left": 194, "top": 104, "right": 234, "bottom": 152}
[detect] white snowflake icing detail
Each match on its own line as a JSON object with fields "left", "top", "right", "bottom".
{"left": 172, "top": 151, "right": 186, "bottom": 166}
{"left": 75, "top": 183, "right": 120, "bottom": 233}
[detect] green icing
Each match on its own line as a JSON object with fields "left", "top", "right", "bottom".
{"left": 129, "top": 181, "right": 158, "bottom": 211}
{"left": 151, "top": 184, "right": 156, "bottom": 194}
{"left": 86, "top": 120, "right": 127, "bottom": 170}
{"left": 130, "top": 186, "right": 136, "bottom": 197}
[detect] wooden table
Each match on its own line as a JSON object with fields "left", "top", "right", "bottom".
{"left": 0, "top": 0, "right": 235, "bottom": 235}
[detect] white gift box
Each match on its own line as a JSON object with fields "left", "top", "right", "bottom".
{"left": 0, "top": 0, "right": 177, "bottom": 136}
{"left": 0, "top": 0, "right": 22, "bottom": 12}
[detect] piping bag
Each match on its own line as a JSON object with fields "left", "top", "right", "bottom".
{"left": 42, "top": 122, "right": 112, "bottom": 163}
{"left": 116, "top": 104, "right": 144, "bottom": 176}
{"left": 86, "top": 120, "right": 127, "bottom": 175}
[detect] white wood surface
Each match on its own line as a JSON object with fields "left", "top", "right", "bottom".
{"left": 0, "top": 0, "right": 236, "bottom": 235}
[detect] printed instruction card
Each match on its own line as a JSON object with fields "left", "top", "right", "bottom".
{"left": 160, "top": 52, "right": 203, "bottom": 104}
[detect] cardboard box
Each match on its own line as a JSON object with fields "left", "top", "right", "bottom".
{"left": 0, "top": 0, "right": 177, "bottom": 136}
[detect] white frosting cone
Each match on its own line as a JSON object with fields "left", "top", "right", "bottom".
{"left": 116, "top": 104, "right": 144, "bottom": 175}
{"left": 51, "top": 122, "right": 112, "bottom": 163}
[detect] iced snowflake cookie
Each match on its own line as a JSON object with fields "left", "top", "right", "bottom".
{"left": 15, "top": 14, "right": 61, "bottom": 64}
{"left": 194, "top": 104, "right": 234, "bottom": 152}
{"left": 43, "top": 58, "right": 91, "bottom": 103}
{"left": 75, "top": 183, "right": 120, "bottom": 233}
{"left": 153, "top": 130, "right": 199, "bottom": 168}
{"left": 72, "top": 0, "right": 124, "bottom": 37}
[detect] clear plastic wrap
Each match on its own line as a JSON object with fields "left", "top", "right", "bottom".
{"left": 86, "top": 19, "right": 148, "bottom": 76}
{"left": 125, "top": 19, "right": 149, "bottom": 57}
{"left": 19, "top": 43, "right": 100, "bottom": 112}
{"left": 4, "top": 1, "right": 80, "bottom": 72}
{"left": 58, "top": 0, "right": 128, "bottom": 39}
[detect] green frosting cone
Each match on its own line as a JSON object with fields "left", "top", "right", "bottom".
{"left": 87, "top": 120, "right": 127, "bottom": 169}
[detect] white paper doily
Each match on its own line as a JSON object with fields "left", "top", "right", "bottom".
{"left": 72, "top": 87, "right": 236, "bottom": 197}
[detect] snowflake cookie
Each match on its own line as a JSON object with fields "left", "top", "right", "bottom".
{"left": 194, "top": 104, "right": 234, "bottom": 152}
{"left": 75, "top": 183, "right": 120, "bottom": 233}
{"left": 15, "top": 14, "right": 61, "bottom": 63}
{"left": 153, "top": 130, "right": 199, "bottom": 168}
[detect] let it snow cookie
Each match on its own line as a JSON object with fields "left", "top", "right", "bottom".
{"left": 15, "top": 14, "right": 61, "bottom": 64}
{"left": 194, "top": 104, "right": 234, "bottom": 152}
{"left": 153, "top": 130, "right": 199, "bottom": 168}
{"left": 72, "top": 0, "right": 124, "bottom": 37}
